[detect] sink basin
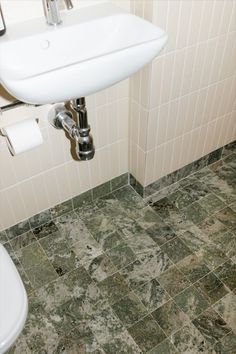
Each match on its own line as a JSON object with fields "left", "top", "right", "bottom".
{"left": 0, "top": 3, "right": 167, "bottom": 104}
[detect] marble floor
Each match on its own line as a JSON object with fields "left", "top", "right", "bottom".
{"left": 4, "top": 151, "right": 236, "bottom": 354}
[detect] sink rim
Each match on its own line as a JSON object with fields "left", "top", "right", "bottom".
{"left": 0, "top": 2, "right": 168, "bottom": 104}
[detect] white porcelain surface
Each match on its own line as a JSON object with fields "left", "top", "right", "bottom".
{"left": 0, "top": 244, "right": 28, "bottom": 354}
{"left": 0, "top": 2, "right": 167, "bottom": 104}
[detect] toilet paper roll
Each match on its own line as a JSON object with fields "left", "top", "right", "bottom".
{"left": 1, "top": 118, "right": 43, "bottom": 155}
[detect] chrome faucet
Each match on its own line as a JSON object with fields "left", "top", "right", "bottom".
{"left": 43, "top": 0, "right": 73, "bottom": 26}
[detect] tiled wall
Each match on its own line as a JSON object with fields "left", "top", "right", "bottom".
{"left": 1, "top": 0, "right": 236, "bottom": 231}
{"left": 0, "top": 0, "right": 130, "bottom": 231}
{"left": 130, "top": 0, "right": 236, "bottom": 187}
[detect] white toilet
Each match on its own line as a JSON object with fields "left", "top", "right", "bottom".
{"left": 0, "top": 244, "right": 28, "bottom": 354}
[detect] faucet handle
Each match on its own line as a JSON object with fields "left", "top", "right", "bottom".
{"left": 64, "top": 0, "right": 73, "bottom": 10}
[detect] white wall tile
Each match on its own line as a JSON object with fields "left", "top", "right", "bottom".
{"left": 1, "top": 0, "right": 236, "bottom": 229}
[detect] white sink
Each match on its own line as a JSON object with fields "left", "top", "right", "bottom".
{"left": 0, "top": 3, "right": 167, "bottom": 104}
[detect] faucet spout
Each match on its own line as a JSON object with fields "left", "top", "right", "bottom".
{"left": 43, "top": 0, "right": 73, "bottom": 26}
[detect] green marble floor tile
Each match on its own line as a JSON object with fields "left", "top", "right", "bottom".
{"left": 178, "top": 175, "right": 199, "bottom": 188}
{"left": 230, "top": 201, "right": 236, "bottom": 213}
{"left": 125, "top": 232, "right": 160, "bottom": 257}
{"left": 174, "top": 286, "right": 209, "bottom": 319}
{"left": 179, "top": 225, "right": 210, "bottom": 252}
{"left": 6, "top": 220, "right": 30, "bottom": 240}
{"left": 214, "top": 260, "right": 236, "bottom": 291}
{"left": 4, "top": 243, "right": 33, "bottom": 294}
{"left": 213, "top": 293, "right": 236, "bottom": 332}
{"left": 102, "top": 330, "right": 142, "bottom": 354}
{"left": 71, "top": 231, "right": 103, "bottom": 268}
{"left": 28, "top": 210, "right": 51, "bottom": 229}
{"left": 120, "top": 259, "right": 154, "bottom": 290}
{"left": 88, "top": 302, "right": 125, "bottom": 345}
{"left": 202, "top": 173, "right": 236, "bottom": 205}
{"left": 113, "top": 185, "right": 146, "bottom": 210}
{"left": 23, "top": 295, "right": 59, "bottom": 353}
{"left": 6, "top": 336, "right": 31, "bottom": 354}
{"left": 86, "top": 253, "right": 117, "bottom": 283}
{"left": 97, "top": 230, "right": 124, "bottom": 251}
{"left": 222, "top": 141, "right": 236, "bottom": 157}
{"left": 215, "top": 207, "right": 236, "bottom": 229}
{"left": 3, "top": 240, "right": 16, "bottom": 258}
{"left": 106, "top": 242, "right": 136, "bottom": 269}
{"left": 182, "top": 202, "right": 209, "bottom": 225}
{"left": 16, "top": 242, "right": 58, "bottom": 288}
{"left": 138, "top": 248, "right": 173, "bottom": 279}
{"left": 176, "top": 254, "right": 210, "bottom": 283}
{"left": 192, "top": 308, "right": 231, "bottom": 346}
{"left": 198, "top": 216, "right": 227, "bottom": 238}
{"left": 193, "top": 166, "right": 214, "bottom": 180}
{"left": 10, "top": 231, "right": 37, "bottom": 251}
{"left": 162, "top": 209, "right": 194, "bottom": 235}
{"left": 137, "top": 207, "right": 163, "bottom": 229}
{"left": 171, "top": 323, "right": 217, "bottom": 354}
{"left": 115, "top": 217, "right": 143, "bottom": 238}
{"left": 181, "top": 180, "right": 210, "bottom": 202}
{"left": 151, "top": 299, "right": 190, "bottom": 336}
{"left": 83, "top": 210, "right": 116, "bottom": 241}
{"left": 213, "top": 164, "right": 236, "bottom": 189}
{"left": 55, "top": 211, "right": 92, "bottom": 247}
{"left": 135, "top": 278, "right": 170, "bottom": 312}
{"left": 157, "top": 266, "right": 191, "bottom": 297}
{"left": 32, "top": 220, "right": 58, "bottom": 240}
{"left": 200, "top": 194, "right": 226, "bottom": 214}
{"left": 39, "top": 231, "right": 77, "bottom": 276}
{"left": 50, "top": 297, "right": 86, "bottom": 335}
{"left": 55, "top": 319, "right": 100, "bottom": 353}
{"left": 214, "top": 331, "right": 236, "bottom": 354}
{"left": 93, "top": 191, "right": 119, "bottom": 210}
{"left": 37, "top": 266, "right": 102, "bottom": 316}
{"left": 196, "top": 243, "right": 228, "bottom": 270}
{"left": 75, "top": 201, "right": 99, "bottom": 220}
{"left": 0, "top": 230, "right": 8, "bottom": 244}
{"left": 196, "top": 272, "right": 229, "bottom": 305}
{"left": 146, "top": 222, "right": 177, "bottom": 246}
{"left": 150, "top": 197, "right": 180, "bottom": 220}
{"left": 147, "top": 182, "right": 181, "bottom": 204}
{"left": 92, "top": 349, "right": 106, "bottom": 354}
{"left": 128, "top": 315, "right": 166, "bottom": 352}
{"left": 211, "top": 231, "right": 236, "bottom": 258}
{"left": 50, "top": 199, "right": 73, "bottom": 218}
{"left": 168, "top": 189, "right": 196, "bottom": 209}
{"left": 148, "top": 339, "right": 179, "bottom": 354}
{"left": 161, "top": 237, "right": 192, "bottom": 263}
{"left": 98, "top": 272, "right": 131, "bottom": 304}
{"left": 114, "top": 202, "right": 145, "bottom": 221}
{"left": 111, "top": 292, "right": 147, "bottom": 328}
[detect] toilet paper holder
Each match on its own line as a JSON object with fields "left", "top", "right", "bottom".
{"left": 1, "top": 118, "right": 43, "bottom": 156}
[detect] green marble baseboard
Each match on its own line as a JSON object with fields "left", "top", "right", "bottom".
{"left": 131, "top": 140, "right": 236, "bottom": 198}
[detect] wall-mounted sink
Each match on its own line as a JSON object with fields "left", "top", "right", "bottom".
{"left": 0, "top": 3, "right": 167, "bottom": 105}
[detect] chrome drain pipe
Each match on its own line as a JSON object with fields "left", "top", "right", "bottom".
{"left": 70, "top": 98, "right": 95, "bottom": 161}
{"left": 48, "top": 98, "right": 95, "bottom": 161}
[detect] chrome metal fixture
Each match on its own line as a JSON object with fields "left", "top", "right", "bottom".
{"left": 49, "top": 98, "right": 95, "bottom": 161}
{"left": 43, "top": 0, "right": 73, "bottom": 26}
